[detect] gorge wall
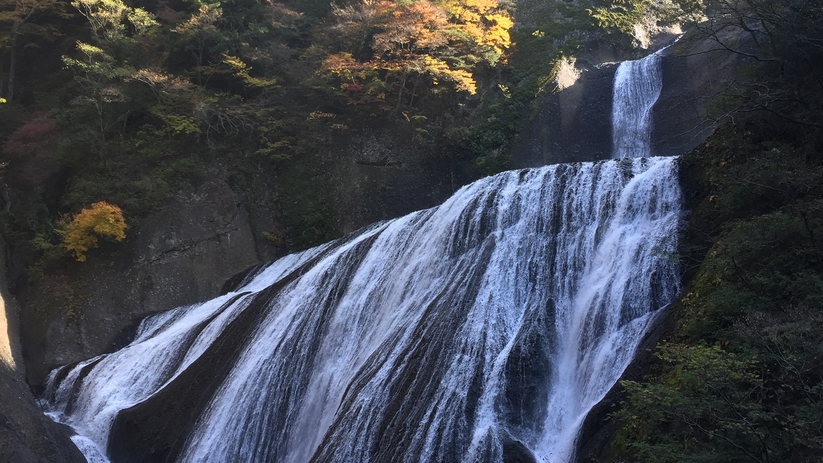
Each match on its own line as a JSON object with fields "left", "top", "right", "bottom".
{"left": 0, "top": 237, "right": 85, "bottom": 462}
{"left": 18, "top": 120, "right": 463, "bottom": 389}
{"left": 3, "top": 19, "right": 766, "bottom": 463}
{"left": 511, "top": 27, "right": 756, "bottom": 168}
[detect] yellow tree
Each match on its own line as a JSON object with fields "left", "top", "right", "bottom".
{"left": 59, "top": 201, "right": 127, "bottom": 262}
{"left": 322, "top": 0, "right": 512, "bottom": 110}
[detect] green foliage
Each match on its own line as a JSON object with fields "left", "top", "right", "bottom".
{"left": 611, "top": 116, "right": 823, "bottom": 462}
{"left": 71, "top": 0, "right": 157, "bottom": 43}
{"left": 589, "top": 0, "right": 651, "bottom": 35}
{"left": 615, "top": 343, "right": 770, "bottom": 463}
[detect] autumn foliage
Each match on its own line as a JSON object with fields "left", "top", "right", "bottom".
{"left": 322, "top": 0, "right": 512, "bottom": 108}
{"left": 59, "top": 201, "right": 127, "bottom": 262}
{"left": 2, "top": 113, "right": 59, "bottom": 187}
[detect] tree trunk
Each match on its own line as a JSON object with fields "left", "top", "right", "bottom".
{"left": 396, "top": 73, "right": 407, "bottom": 112}
{"left": 7, "top": 27, "right": 18, "bottom": 102}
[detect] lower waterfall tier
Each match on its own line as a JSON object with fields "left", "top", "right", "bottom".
{"left": 41, "top": 156, "right": 682, "bottom": 463}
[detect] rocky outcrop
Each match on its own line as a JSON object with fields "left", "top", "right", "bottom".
{"left": 512, "top": 62, "right": 617, "bottom": 167}
{"left": 512, "top": 26, "right": 754, "bottom": 167}
{"left": 329, "top": 126, "right": 463, "bottom": 235}
{"left": 0, "top": 239, "right": 85, "bottom": 463}
{"left": 652, "top": 28, "right": 759, "bottom": 156}
{"left": 20, "top": 178, "right": 274, "bottom": 386}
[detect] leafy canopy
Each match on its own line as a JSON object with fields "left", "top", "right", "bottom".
{"left": 58, "top": 201, "right": 127, "bottom": 262}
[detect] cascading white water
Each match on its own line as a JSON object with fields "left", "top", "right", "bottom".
{"left": 41, "top": 155, "right": 681, "bottom": 463}
{"left": 612, "top": 47, "right": 666, "bottom": 158}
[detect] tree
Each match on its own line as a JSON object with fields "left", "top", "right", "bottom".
{"left": 0, "top": 0, "right": 69, "bottom": 101}
{"left": 1, "top": 112, "right": 59, "bottom": 188}
{"left": 670, "top": 0, "right": 823, "bottom": 128}
{"left": 71, "top": 0, "right": 158, "bottom": 43}
{"left": 63, "top": 0, "right": 159, "bottom": 157}
{"left": 322, "top": 0, "right": 512, "bottom": 111}
{"left": 171, "top": 4, "right": 225, "bottom": 85}
{"left": 58, "top": 201, "right": 126, "bottom": 262}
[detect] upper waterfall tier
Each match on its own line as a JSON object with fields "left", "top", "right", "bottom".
{"left": 41, "top": 157, "right": 681, "bottom": 463}
{"left": 612, "top": 48, "right": 666, "bottom": 158}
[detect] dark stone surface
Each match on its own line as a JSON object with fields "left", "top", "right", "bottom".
{"left": 328, "top": 124, "right": 467, "bottom": 235}
{"left": 651, "top": 30, "right": 756, "bottom": 157}
{"left": 20, "top": 178, "right": 269, "bottom": 387}
{"left": 0, "top": 363, "right": 86, "bottom": 463}
{"left": 574, "top": 308, "right": 669, "bottom": 462}
{"left": 0, "top": 237, "right": 86, "bottom": 463}
{"left": 511, "top": 64, "right": 618, "bottom": 168}
{"left": 107, "top": 291, "right": 264, "bottom": 463}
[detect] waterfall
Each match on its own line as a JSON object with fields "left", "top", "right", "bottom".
{"left": 611, "top": 48, "right": 666, "bottom": 158}
{"left": 40, "top": 156, "right": 681, "bottom": 463}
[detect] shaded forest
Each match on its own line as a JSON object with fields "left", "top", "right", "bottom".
{"left": 599, "top": 0, "right": 823, "bottom": 461}
{"left": 1, "top": 0, "right": 823, "bottom": 462}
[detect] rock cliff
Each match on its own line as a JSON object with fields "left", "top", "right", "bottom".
{"left": 512, "top": 26, "right": 754, "bottom": 167}
{"left": 0, "top": 238, "right": 85, "bottom": 462}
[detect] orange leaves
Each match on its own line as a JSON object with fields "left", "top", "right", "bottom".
{"left": 423, "top": 56, "right": 476, "bottom": 93}
{"left": 371, "top": 0, "right": 450, "bottom": 55}
{"left": 323, "top": 0, "right": 512, "bottom": 107}
{"left": 59, "top": 201, "right": 127, "bottom": 262}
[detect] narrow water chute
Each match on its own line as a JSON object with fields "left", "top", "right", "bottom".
{"left": 612, "top": 47, "right": 667, "bottom": 158}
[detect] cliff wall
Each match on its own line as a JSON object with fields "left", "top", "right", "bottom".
{"left": 0, "top": 237, "right": 85, "bottom": 462}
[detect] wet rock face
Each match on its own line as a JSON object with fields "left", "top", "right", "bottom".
{"left": 0, "top": 240, "right": 85, "bottom": 463}
{"left": 651, "top": 29, "right": 757, "bottom": 157}
{"left": 20, "top": 178, "right": 269, "bottom": 387}
{"left": 327, "top": 124, "right": 465, "bottom": 236}
{"left": 513, "top": 28, "right": 754, "bottom": 168}
{"left": 0, "top": 364, "right": 86, "bottom": 463}
{"left": 512, "top": 63, "right": 618, "bottom": 168}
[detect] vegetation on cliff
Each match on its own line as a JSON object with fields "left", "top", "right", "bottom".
{"left": 0, "top": 0, "right": 618, "bottom": 271}
{"left": 0, "top": 0, "right": 514, "bottom": 268}
{"left": 601, "top": 0, "right": 823, "bottom": 460}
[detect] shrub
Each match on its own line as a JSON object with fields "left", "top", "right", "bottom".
{"left": 58, "top": 201, "right": 127, "bottom": 262}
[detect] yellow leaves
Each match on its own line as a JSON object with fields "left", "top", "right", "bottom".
{"left": 325, "top": 0, "right": 511, "bottom": 103}
{"left": 58, "top": 201, "right": 127, "bottom": 262}
{"left": 72, "top": 0, "right": 156, "bottom": 42}
{"left": 322, "top": 52, "right": 360, "bottom": 81}
{"left": 306, "top": 111, "right": 335, "bottom": 121}
{"left": 151, "top": 108, "right": 198, "bottom": 135}
{"left": 126, "top": 7, "right": 159, "bottom": 36}
{"left": 221, "top": 54, "right": 277, "bottom": 89}
{"left": 483, "top": 13, "right": 513, "bottom": 53}
{"left": 423, "top": 56, "right": 476, "bottom": 94}
{"left": 172, "top": 4, "right": 221, "bottom": 35}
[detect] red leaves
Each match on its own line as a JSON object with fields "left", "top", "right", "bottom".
{"left": 2, "top": 112, "right": 59, "bottom": 187}
{"left": 346, "top": 82, "right": 364, "bottom": 93}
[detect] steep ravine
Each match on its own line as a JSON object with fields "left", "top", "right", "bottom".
{"left": 3, "top": 24, "right": 760, "bottom": 463}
